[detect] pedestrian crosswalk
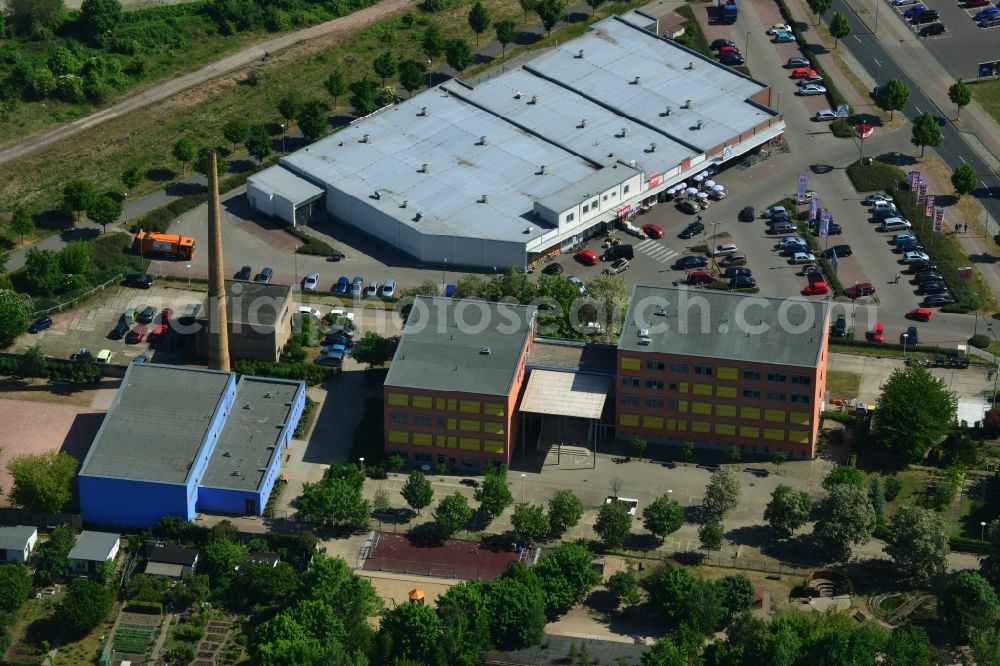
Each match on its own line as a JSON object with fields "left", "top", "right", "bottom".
{"left": 635, "top": 238, "right": 679, "bottom": 264}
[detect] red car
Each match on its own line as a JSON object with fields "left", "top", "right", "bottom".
{"left": 686, "top": 270, "right": 718, "bottom": 285}
{"left": 149, "top": 324, "right": 168, "bottom": 343}
{"left": 967, "top": 0, "right": 991, "bottom": 7}
{"left": 802, "top": 281, "right": 828, "bottom": 295}
{"left": 867, "top": 323, "right": 885, "bottom": 343}
{"left": 160, "top": 308, "right": 173, "bottom": 324}
{"left": 791, "top": 68, "right": 819, "bottom": 79}
{"left": 906, "top": 308, "right": 933, "bottom": 322}
{"left": 642, "top": 224, "right": 664, "bottom": 239}
{"left": 126, "top": 324, "right": 147, "bottom": 344}
{"left": 575, "top": 249, "right": 599, "bottom": 266}
{"left": 718, "top": 46, "right": 743, "bottom": 57}
{"left": 844, "top": 282, "right": 875, "bottom": 299}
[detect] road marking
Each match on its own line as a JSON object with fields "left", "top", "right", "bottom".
{"left": 915, "top": 106, "right": 922, "bottom": 114}
{"left": 635, "top": 239, "right": 680, "bottom": 264}
{"left": 873, "top": 58, "right": 882, "bottom": 68}
{"left": 960, "top": 155, "right": 967, "bottom": 163}
{"left": 854, "top": 35, "right": 862, "bottom": 43}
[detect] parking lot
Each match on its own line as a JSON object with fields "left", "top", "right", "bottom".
{"left": 884, "top": 0, "right": 1000, "bottom": 78}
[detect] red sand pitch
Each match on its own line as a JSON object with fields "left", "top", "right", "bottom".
{"left": 362, "top": 532, "right": 527, "bottom": 581}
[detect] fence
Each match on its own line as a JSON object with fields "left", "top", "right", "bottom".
{"left": 30, "top": 274, "right": 124, "bottom": 317}
{"left": 0, "top": 507, "right": 81, "bottom": 530}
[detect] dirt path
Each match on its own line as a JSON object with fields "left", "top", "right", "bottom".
{"left": 0, "top": 0, "right": 416, "bottom": 166}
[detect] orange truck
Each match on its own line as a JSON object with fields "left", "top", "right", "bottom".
{"left": 132, "top": 231, "right": 196, "bottom": 260}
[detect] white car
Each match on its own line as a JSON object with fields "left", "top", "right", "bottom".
{"left": 815, "top": 109, "right": 837, "bottom": 121}
{"left": 297, "top": 306, "right": 322, "bottom": 318}
{"left": 767, "top": 23, "right": 792, "bottom": 34}
{"left": 799, "top": 84, "right": 827, "bottom": 96}
{"left": 791, "top": 252, "right": 816, "bottom": 264}
{"left": 303, "top": 272, "right": 320, "bottom": 292}
{"left": 712, "top": 243, "right": 739, "bottom": 256}
{"left": 568, "top": 276, "right": 585, "bottom": 293}
{"left": 893, "top": 0, "right": 917, "bottom": 5}
{"left": 904, "top": 251, "right": 930, "bottom": 263}
{"left": 798, "top": 76, "right": 824, "bottom": 86}
{"left": 865, "top": 192, "right": 892, "bottom": 204}
{"left": 778, "top": 236, "right": 806, "bottom": 248}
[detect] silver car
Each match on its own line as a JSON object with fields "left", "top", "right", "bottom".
{"left": 791, "top": 252, "right": 816, "bottom": 264}
{"left": 799, "top": 84, "right": 827, "bottom": 96}
{"left": 303, "top": 272, "right": 320, "bottom": 292}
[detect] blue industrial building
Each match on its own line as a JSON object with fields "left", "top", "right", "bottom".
{"left": 78, "top": 364, "right": 306, "bottom": 528}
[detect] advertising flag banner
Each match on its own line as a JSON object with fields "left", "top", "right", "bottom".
{"left": 797, "top": 174, "right": 809, "bottom": 203}
{"left": 918, "top": 182, "right": 927, "bottom": 206}
{"left": 819, "top": 209, "right": 831, "bottom": 237}
{"left": 809, "top": 192, "right": 819, "bottom": 220}
{"left": 933, "top": 207, "right": 945, "bottom": 232}
{"left": 925, "top": 194, "right": 935, "bottom": 218}
{"left": 908, "top": 171, "right": 921, "bottom": 191}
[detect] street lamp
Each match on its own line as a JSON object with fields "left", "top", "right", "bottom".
{"left": 874, "top": 0, "right": 880, "bottom": 35}
{"left": 360, "top": 457, "right": 365, "bottom": 476}
{"left": 745, "top": 32, "right": 751, "bottom": 64}
{"left": 280, "top": 123, "right": 286, "bottom": 153}
{"left": 982, "top": 180, "right": 992, "bottom": 237}
{"left": 186, "top": 264, "right": 192, "bottom": 287}
{"left": 520, "top": 473, "right": 526, "bottom": 503}
{"left": 123, "top": 192, "right": 128, "bottom": 229}
{"left": 873, "top": 58, "right": 882, "bottom": 88}
{"left": 982, "top": 521, "right": 988, "bottom": 541}
{"left": 427, "top": 60, "right": 432, "bottom": 88}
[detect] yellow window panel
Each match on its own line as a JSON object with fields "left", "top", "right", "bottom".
{"left": 447, "top": 418, "right": 457, "bottom": 431}
{"left": 716, "top": 386, "right": 737, "bottom": 399}
{"left": 387, "top": 393, "right": 409, "bottom": 407}
{"left": 447, "top": 399, "right": 457, "bottom": 411}
{"left": 691, "top": 402, "right": 711, "bottom": 415}
{"left": 740, "top": 407, "right": 760, "bottom": 420}
{"left": 765, "top": 409, "right": 786, "bottom": 423}
{"left": 677, "top": 383, "right": 689, "bottom": 394}
{"left": 459, "top": 438, "right": 481, "bottom": 451}
{"left": 484, "top": 402, "right": 505, "bottom": 416}
{"left": 388, "top": 430, "right": 409, "bottom": 443}
{"left": 447, "top": 436, "right": 457, "bottom": 448}
{"left": 483, "top": 422, "right": 505, "bottom": 435}
{"left": 717, "top": 367, "right": 738, "bottom": 380}
{"left": 676, "top": 419, "right": 687, "bottom": 430}
{"left": 412, "top": 395, "right": 432, "bottom": 409}
{"left": 620, "top": 356, "right": 640, "bottom": 370}
{"left": 435, "top": 398, "right": 447, "bottom": 410}
{"left": 716, "top": 404, "right": 737, "bottom": 417}
{"left": 789, "top": 430, "right": 810, "bottom": 443}
{"left": 715, "top": 423, "right": 736, "bottom": 435}
{"left": 678, "top": 400, "right": 688, "bottom": 413}
{"left": 666, "top": 419, "right": 677, "bottom": 430}
{"left": 460, "top": 400, "right": 481, "bottom": 414}
{"left": 790, "top": 411, "right": 811, "bottom": 425}
{"left": 435, "top": 436, "right": 447, "bottom": 447}
{"left": 412, "top": 433, "right": 432, "bottom": 446}
{"left": 643, "top": 416, "right": 664, "bottom": 429}
{"left": 764, "top": 428, "right": 785, "bottom": 441}
{"left": 739, "top": 426, "right": 759, "bottom": 438}
{"left": 692, "top": 383, "right": 712, "bottom": 396}
{"left": 460, "top": 420, "right": 481, "bottom": 432}
{"left": 619, "top": 413, "right": 639, "bottom": 426}
{"left": 691, "top": 421, "right": 711, "bottom": 433}
{"left": 483, "top": 440, "right": 504, "bottom": 453}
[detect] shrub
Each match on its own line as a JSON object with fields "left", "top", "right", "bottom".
{"left": 970, "top": 334, "right": 991, "bottom": 349}
{"left": 282, "top": 225, "right": 340, "bottom": 257}
{"left": 831, "top": 118, "right": 854, "bottom": 138}
{"left": 125, "top": 601, "right": 163, "bottom": 615}
{"left": 130, "top": 193, "right": 205, "bottom": 233}
{"left": 232, "top": 359, "right": 332, "bottom": 385}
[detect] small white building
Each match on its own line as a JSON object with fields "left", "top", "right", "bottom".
{"left": 69, "top": 531, "right": 120, "bottom": 576}
{"left": 0, "top": 525, "right": 38, "bottom": 563}
{"left": 246, "top": 165, "right": 325, "bottom": 227}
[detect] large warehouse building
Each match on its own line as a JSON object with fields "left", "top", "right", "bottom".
{"left": 78, "top": 364, "right": 306, "bottom": 528}
{"left": 247, "top": 14, "right": 784, "bottom": 270}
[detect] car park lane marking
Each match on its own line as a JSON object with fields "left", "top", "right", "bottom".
{"left": 635, "top": 239, "right": 680, "bottom": 264}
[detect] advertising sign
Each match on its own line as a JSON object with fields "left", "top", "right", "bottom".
{"left": 908, "top": 171, "right": 921, "bottom": 192}
{"left": 809, "top": 192, "right": 819, "bottom": 220}
{"left": 918, "top": 182, "right": 927, "bottom": 206}
{"left": 925, "top": 194, "right": 935, "bottom": 218}
{"left": 933, "top": 207, "right": 945, "bottom": 232}
{"left": 797, "top": 174, "right": 809, "bottom": 203}
{"left": 819, "top": 209, "right": 831, "bottom": 237}
{"left": 649, "top": 173, "right": 661, "bottom": 188}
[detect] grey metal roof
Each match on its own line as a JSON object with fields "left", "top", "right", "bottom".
{"left": 248, "top": 164, "right": 324, "bottom": 204}
{"left": 200, "top": 377, "right": 304, "bottom": 492}
{"left": 0, "top": 525, "right": 35, "bottom": 551}
{"left": 619, "top": 285, "right": 830, "bottom": 368}
{"left": 520, "top": 370, "right": 611, "bottom": 419}
{"left": 197, "top": 280, "right": 292, "bottom": 327}
{"left": 69, "top": 531, "right": 119, "bottom": 561}
{"left": 385, "top": 296, "right": 536, "bottom": 396}
{"left": 79, "top": 364, "right": 233, "bottom": 484}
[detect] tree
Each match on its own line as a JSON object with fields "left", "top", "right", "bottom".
{"left": 245, "top": 124, "right": 272, "bottom": 163}
{"left": 814, "top": 484, "right": 876, "bottom": 558}
{"left": 298, "top": 556, "right": 381, "bottom": 643}
{"left": 58, "top": 578, "right": 113, "bottom": 637}
{"left": 63, "top": 179, "right": 96, "bottom": 220}
{"left": 876, "top": 78, "right": 910, "bottom": 120}
{"left": 80, "top": 0, "right": 122, "bottom": 41}
{"left": 586, "top": 0, "right": 605, "bottom": 15}
{"left": 0, "top": 290, "right": 31, "bottom": 344}
{"left": 297, "top": 100, "right": 328, "bottom": 141}
{"left": 940, "top": 570, "right": 998, "bottom": 642}
{"left": 702, "top": 467, "right": 741, "bottom": 519}
{"left": 595, "top": 500, "right": 632, "bottom": 549}
{"left": 718, "top": 574, "right": 754, "bottom": 618}
{"left": 24, "top": 248, "right": 63, "bottom": 296}
{"left": 436, "top": 582, "right": 492, "bottom": 665}
{"left": 911, "top": 111, "right": 943, "bottom": 158}
{"left": 952, "top": 162, "right": 977, "bottom": 197}
{"left": 772, "top": 451, "right": 787, "bottom": 472}
{"left": 487, "top": 563, "right": 546, "bottom": 648}
{"left": 231, "top": 562, "right": 298, "bottom": 610}
{"left": 434, "top": 492, "right": 472, "bottom": 536}
{"left": 681, "top": 440, "right": 694, "bottom": 462}
{"left": 632, "top": 437, "right": 648, "bottom": 461}
{"left": 981, "top": 520, "right": 1000, "bottom": 586}
{"left": 324, "top": 69, "right": 348, "bottom": 107}
{"left": 401, "top": 470, "right": 433, "bottom": 514}
{"left": 884, "top": 624, "right": 931, "bottom": 666}
{"left": 483, "top": 266, "right": 535, "bottom": 303}
{"left": 6, "top": 0, "right": 65, "bottom": 37}
{"left": 59, "top": 240, "right": 91, "bottom": 274}
{"left": 352, "top": 331, "right": 393, "bottom": 368}
{"left": 764, "top": 484, "right": 812, "bottom": 537}
{"left": 725, "top": 446, "right": 742, "bottom": 465}
{"left": 372, "top": 52, "right": 398, "bottom": 86}
{"left": 822, "top": 464, "right": 865, "bottom": 491}
{"left": 171, "top": 137, "right": 196, "bottom": 174}
{"left": 422, "top": 23, "right": 445, "bottom": 60}
{"left": 120, "top": 166, "right": 143, "bottom": 193}
{"left": 474, "top": 464, "right": 513, "bottom": 518}
{"left": 376, "top": 600, "right": 443, "bottom": 664}
{"left": 495, "top": 19, "right": 517, "bottom": 57}
{"left": 512, "top": 503, "right": 550, "bottom": 545}
{"left": 607, "top": 569, "right": 641, "bottom": 607}
{"left": 829, "top": 11, "right": 850, "bottom": 47}
{"left": 87, "top": 193, "right": 123, "bottom": 232}
{"left": 536, "top": 0, "right": 563, "bottom": 35}
{"left": 277, "top": 92, "right": 303, "bottom": 129}
{"left": 519, "top": 0, "right": 537, "bottom": 21}
{"left": 36, "top": 525, "right": 74, "bottom": 584}
{"left": 885, "top": 506, "right": 949, "bottom": 582}
{"left": 699, "top": 518, "right": 723, "bottom": 550}
{"left": 445, "top": 39, "right": 474, "bottom": 72}
{"left": 642, "top": 494, "right": 684, "bottom": 544}
{"left": 222, "top": 118, "right": 250, "bottom": 153}
{"left": 296, "top": 476, "right": 370, "bottom": 528}
{"left": 468, "top": 0, "right": 491, "bottom": 45}
{"left": 0, "top": 563, "right": 32, "bottom": 611}
{"left": 398, "top": 59, "right": 425, "bottom": 96}
{"left": 884, "top": 475, "right": 902, "bottom": 501}
{"left": 808, "top": 0, "right": 832, "bottom": 23}
{"left": 877, "top": 365, "right": 956, "bottom": 462}
{"left": 533, "top": 543, "right": 600, "bottom": 618}
{"left": 201, "top": 537, "right": 247, "bottom": 591}
{"left": 548, "top": 489, "right": 583, "bottom": 535}
{"left": 868, "top": 476, "right": 887, "bottom": 519}
{"left": 9, "top": 206, "right": 34, "bottom": 242}
{"left": 7, "top": 451, "right": 78, "bottom": 513}
{"left": 948, "top": 79, "right": 972, "bottom": 118}
{"left": 349, "top": 78, "right": 378, "bottom": 116}
{"left": 643, "top": 566, "right": 697, "bottom": 624}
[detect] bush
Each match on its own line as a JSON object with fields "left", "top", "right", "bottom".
{"left": 845, "top": 160, "right": 901, "bottom": 193}
{"left": 672, "top": 6, "right": 711, "bottom": 56}
{"left": 125, "top": 601, "right": 163, "bottom": 615}
{"left": 232, "top": 359, "right": 332, "bottom": 385}
{"left": 130, "top": 193, "right": 205, "bottom": 233}
{"left": 831, "top": 118, "right": 854, "bottom": 138}
{"left": 174, "top": 623, "right": 203, "bottom": 642}
{"left": 970, "top": 334, "right": 991, "bottom": 349}
{"left": 283, "top": 225, "right": 340, "bottom": 257}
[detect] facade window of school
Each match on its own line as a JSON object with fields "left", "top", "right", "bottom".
{"left": 389, "top": 412, "right": 408, "bottom": 425}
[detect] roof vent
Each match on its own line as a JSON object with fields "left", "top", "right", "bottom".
{"left": 696, "top": 120, "right": 704, "bottom": 130}
{"left": 264, "top": 392, "right": 273, "bottom": 398}
{"left": 419, "top": 163, "right": 428, "bottom": 173}
{"left": 530, "top": 95, "right": 538, "bottom": 104}
{"left": 420, "top": 106, "right": 429, "bottom": 116}
{"left": 524, "top": 226, "right": 533, "bottom": 234}
{"left": 478, "top": 135, "right": 488, "bottom": 146}
{"left": 684, "top": 99, "right": 692, "bottom": 109}
{"left": 633, "top": 76, "right": 641, "bottom": 85}
{"left": 617, "top": 127, "right": 627, "bottom": 138}
{"left": 372, "top": 190, "right": 381, "bottom": 200}
{"left": 664, "top": 106, "right": 671, "bottom": 116}
{"left": 538, "top": 165, "right": 547, "bottom": 175}
{"left": 578, "top": 119, "right": 587, "bottom": 128}
{"left": 480, "top": 346, "right": 492, "bottom": 355}
{"left": 401, "top": 200, "right": 408, "bottom": 208}
{"left": 231, "top": 470, "right": 240, "bottom": 476}
{"left": 577, "top": 49, "right": 584, "bottom": 58}
{"left": 649, "top": 142, "right": 657, "bottom": 152}
{"left": 639, "top": 328, "right": 649, "bottom": 336}
{"left": 686, "top": 61, "right": 694, "bottom": 70}
{"left": 514, "top": 90, "right": 523, "bottom": 99}
{"left": 362, "top": 133, "right": 371, "bottom": 143}
{"left": 629, "top": 160, "right": 637, "bottom": 167}
{"left": 223, "top": 450, "right": 231, "bottom": 457}
{"left": 243, "top": 403, "right": 251, "bottom": 410}
{"left": 414, "top": 212, "right": 422, "bottom": 221}
{"left": 480, "top": 194, "right": 489, "bottom": 204}
{"left": 338, "top": 141, "right": 344, "bottom": 146}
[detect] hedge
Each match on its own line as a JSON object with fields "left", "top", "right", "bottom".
{"left": 821, "top": 409, "right": 857, "bottom": 424}
{"left": 772, "top": 0, "right": 847, "bottom": 110}
{"left": 232, "top": 359, "right": 333, "bottom": 385}
{"left": 125, "top": 601, "right": 163, "bottom": 615}
{"left": 129, "top": 193, "right": 206, "bottom": 233}
{"left": 950, "top": 535, "right": 990, "bottom": 554}
{"left": 283, "top": 225, "right": 338, "bottom": 257}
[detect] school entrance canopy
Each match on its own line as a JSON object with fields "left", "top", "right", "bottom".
{"left": 519, "top": 370, "right": 612, "bottom": 466}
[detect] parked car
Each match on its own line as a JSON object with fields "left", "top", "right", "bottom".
{"left": 810, "top": 221, "right": 842, "bottom": 235}
{"left": 680, "top": 221, "right": 705, "bottom": 238}
{"left": 711, "top": 38, "right": 737, "bottom": 49}
{"left": 335, "top": 276, "right": 350, "bottom": 294}
{"left": 575, "top": 249, "right": 600, "bottom": 265}
{"left": 109, "top": 320, "right": 129, "bottom": 340}
{"left": 610, "top": 258, "right": 631, "bottom": 274}
{"left": 768, "top": 221, "right": 797, "bottom": 235}
{"left": 381, "top": 279, "right": 396, "bottom": 298}
{"left": 366, "top": 280, "right": 380, "bottom": 298}
{"left": 738, "top": 206, "right": 755, "bottom": 222}
{"left": 298, "top": 306, "right": 322, "bottom": 318}
{"left": 133, "top": 354, "right": 149, "bottom": 365}
{"left": 903, "top": 3, "right": 927, "bottom": 16}
{"left": 718, "top": 45, "right": 743, "bottom": 57}
{"left": 767, "top": 23, "right": 792, "bottom": 34}
{"left": 868, "top": 323, "right": 885, "bottom": 342}
{"left": 904, "top": 251, "right": 930, "bottom": 263}
{"left": 303, "top": 272, "right": 320, "bottom": 292}
{"left": 686, "top": 270, "right": 718, "bottom": 285}
{"left": 904, "top": 326, "right": 919, "bottom": 345}
{"left": 720, "top": 52, "right": 746, "bottom": 65}
{"left": 350, "top": 276, "right": 364, "bottom": 297}
{"left": 773, "top": 31, "right": 796, "bottom": 42}
{"left": 777, "top": 235, "right": 806, "bottom": 248}
{"left": 909, "top": 260, "right": 938, "bottom": 273}
{"left": 70, "top": 347, "right": 89, "bottom": 361}
{"left": 711, "top": 243, "right": 739, "bottom": 256}
{"left": 790, "top": 252, "right": 816, "bottom": 264}
{"left": 234, "top": 265, "right": 252, "bottom": 281}
{"left": 911, "top": 9, "right": 940, "bottom": 23}
{"left": 254, "top": 267, "right": 273, "bottom": 283}
{"left": 762, "top": 205, "right": 788, "bottom": 218}
{"left": 893, "top": 0, "right": 917, "bottom": 4}
{"left": 799, "top": 84, "right": 827, "bottom": 96}
{"left": 723, "top": 266, "right": 752, "bottom": 278}
{"left": 803, "top": 281, "right": 828, "bottom": 295}
{"left": 919, "top": 22, "right": 945, "bottom": 35}
{"left": 808, "top": 272, "right": 826, "bottom": 286}
{"left": 790, "top": 68, "right": 818, "bottom": 79}
{"left": 865, "top": 192, "right": 892, "bottom": 205}
{"left": 642, "top": 224, "right": 664, "bottom": 239}
{"left": 891, "top": 232, "right": 917, "bottom": 244}
{"left": 918, "top": 281, "right": 949, "bottom": 294}
{"left": 815, "top": 109, "right": 838, "bottom": 121}
{"left": 126, "top": 324, "right": 148, "bottom": 344}
{"left": 974, "top": 5, "right": 999, "bottom": 18}
{"left": 138, "top": 306, "right": 157, "bottom": 324}
{"left": 720, "top": 253, "right": 748, "bottom": 267}
{"left": 798, "top": 76, "right": 824, "bottom": 87}
{"left": 914, "top": 271, "right": 944, "bottom": 283}
{"left": 149, "top": 324, "right": 168, "bottom": 343}
{"left": 161, "top": 308, "right": 173, "bottom": 324}
{"left": 966, "top": 0, "right": 992, "bottom": 6}
{"left": 675, "top": 255, "right": 709, "bottom": 270}
{"left": 568, "top": 276, "right": 585, "bottom": 293}
{"left": 906, "top": 308, "right": 933, "bottom": 322}
{"left": 801, "top": 264, "right": 822, "bottom": 276}
{"left": 730, "top": 275, "right": 757, "bottom": 289}
{"left": 923, "top": 294, "right": 956, "bottom": 307}
{"left": 825, "top": 244, "right": 853, "bottom": 258}
{"left": 96, "top": 350, "right": 113, "bottom": 364}
{"left": 28, "top": 316, "right": 53, "bottom": 333}
{"left": 124, "top": 273, "right": 153, "bottom": 289}
{"left": 844, "top": 282, "right": 875, "bottom": 298}
{"left": 677, "top": 199, "right": 701, "bottom": 214}
{"left": 786, "top": 56, "right": 810, "bottom": 68}
{"left": 979, "top": 16, "right": 1000, "bottom": 26}
{"left": 831, "top": 315, "right": 848, "bottom": 338}
{"left": 542, "top": 262, "right": 564, "bottom": 275}
{"left": 896, "top": 240, "right": 925, "bottom": 253}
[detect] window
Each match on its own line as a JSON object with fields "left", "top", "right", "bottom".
{"left": 591, "top": 198, "right": 598, "bottom": 209}
{"left": 603, "top": 194, "right": 609, "bottom": 201}
{"left": 668, "top": 381, "right": 679, "bottom": 392}
{"left": 791, "top": 375, "right": 811, "bottom": 386}
{"left": 582, "top": 204, "right": 590, "bottom": 213}
{"left": 624, "top": 184, "right": 631, "bottom": 194}
{"left": 389, "top": 412, "right": 408, "bottom": 425}
{"left": 666, "top": 399, "right": 680, "bottom": 411}
{"left": 566, "top": 212, "right": 575, "bottom": 222}
{"left": 622, "top": 376, "right": 640, "bottom": 388}
{"left": 645, "top": 397, "right": 664, "bottom": 409}
{"left": 694, "top": 364, "right": 713, "bottom": 376}
{"left": 621, "top": 395, "right": 639, "bottom": 407}
{"left": 791, "top": 393, "right": 811, "bottom": 404}
{"left": 742, "top": 389, "right": 761, "bottom": 400}
{"left": 413, "top": 415, "right": 432, "bottom": 427}
{"left": 768, "top": 372, "right": 787, "bottom": 383}
{"left": 645, "top": 379, "right": 664, "bottom": 390}
{"left": 743, "top": 369, "right": 761, "bottom": 381}
{"left": 415, "top": 452, "right": 432, "bottom": 462}
{"left": 646, "top": 360, "right": 665, "bottom": 371}
{"left": 767, "top": 391, "right": 787, "bottom": 402}
{"left": 436, "top": 416, "right": 448, "bottom": 428}
{"left": 670, "top": 362, "right": 689, "bottom": 373}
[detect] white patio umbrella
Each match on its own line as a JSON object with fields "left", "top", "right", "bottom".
{"left": 686, "top": 187, "right": 699, "bottom": 195}
{"left": 696, "top": 191, "right": 709, "bottom": 199}
{"left": 704, "top": 179, "right": 716, "bottom": 188}
{"left": 713, "top": 184, "right": 725, "bottom": 192}
{"left": 693, "top": 173, "right": 705, "bottom": 182}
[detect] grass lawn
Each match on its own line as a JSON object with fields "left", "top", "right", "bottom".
{"left": 970, "top": 78, "right": 1000, "bottom": 130}
{"left": 881, "top": 470, "right": 928, "bottom": 518}
{"left": 829, "top": 342, "right": 992, "bottom": 366}
{"left": 826, "top": 370, "right": 861, "bottom": 398}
